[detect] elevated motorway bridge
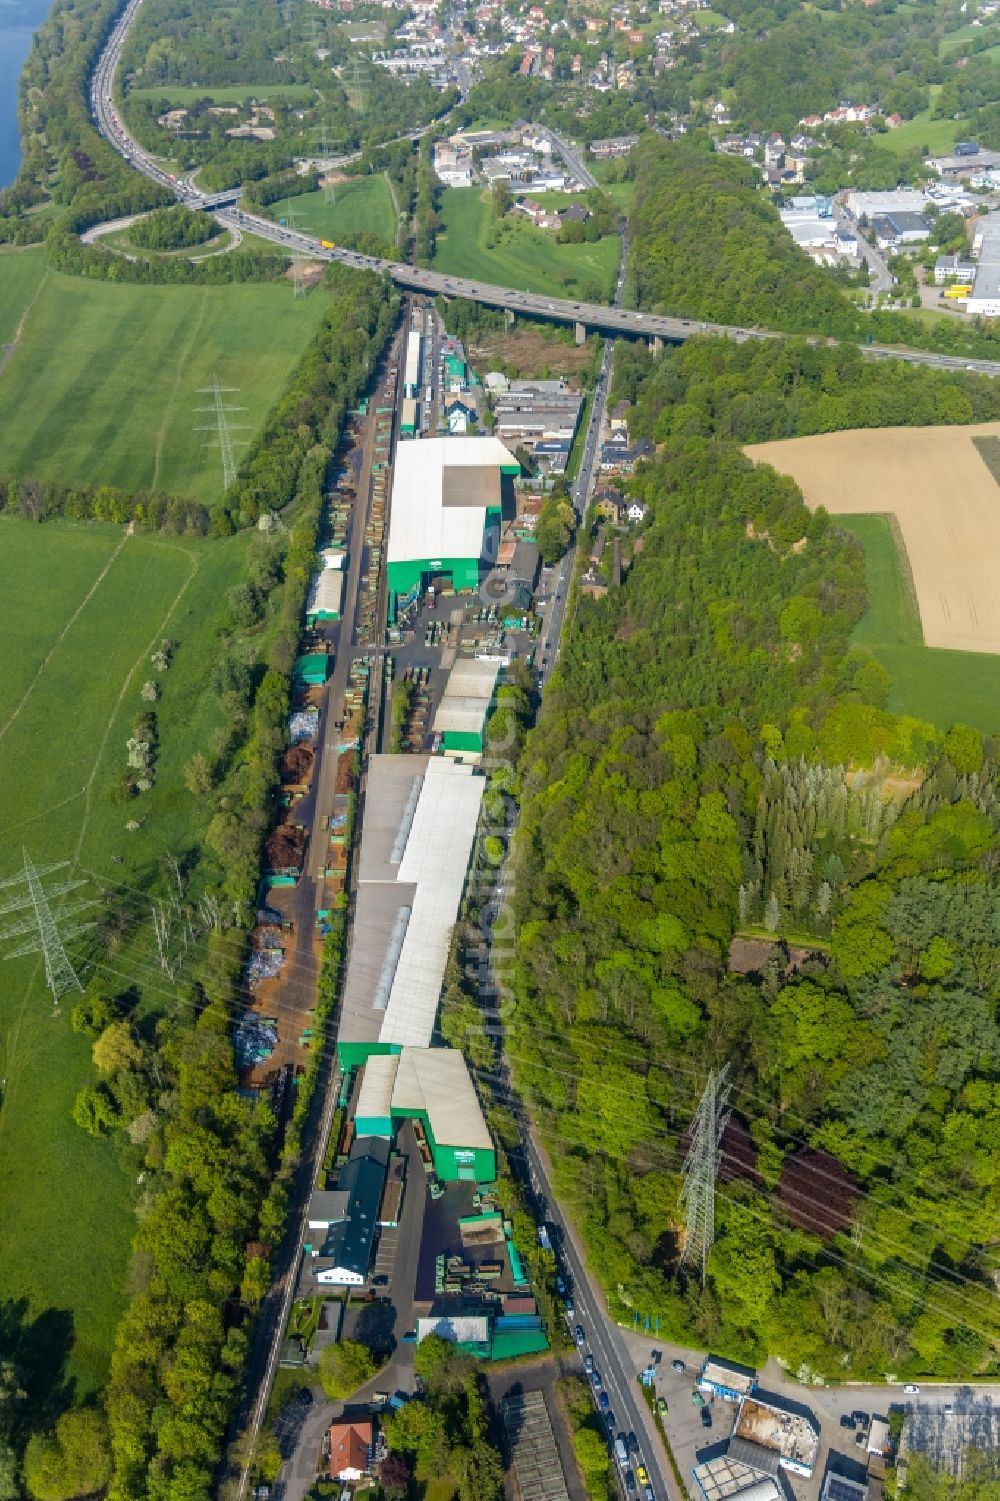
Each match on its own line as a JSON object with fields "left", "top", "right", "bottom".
{"left": 89, "top": 0, "right": 1000, "bottom": 380}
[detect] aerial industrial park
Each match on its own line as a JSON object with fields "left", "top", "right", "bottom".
{"left": 2, "top": 0, "right": 1000, "bottom": 1494}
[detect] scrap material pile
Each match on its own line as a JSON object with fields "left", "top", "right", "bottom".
{"left": 245, "top": 925, "right": 286, "bottom": 988}
{"left": 288, "top": 707, "right": 319, "bottom": 743}
{"left": 234, "top": 1013, "right": 278, "bottom": 1068}
{"left": 281, "top": 743, "right": 314, "bottom": 785}
{"left": 266, "top": 823, "right": 307, "bottom": 872}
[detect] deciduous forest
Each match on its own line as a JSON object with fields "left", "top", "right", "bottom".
{"left": 508, "top": 355, "right": 1000, "bottom": 1380}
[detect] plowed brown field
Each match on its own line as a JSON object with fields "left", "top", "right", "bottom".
{"left": 748, "top": 422, "right": 1000, "bottom": 654}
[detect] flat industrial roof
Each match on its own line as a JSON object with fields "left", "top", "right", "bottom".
{"left": 338, "top": 756, "right": 485, "bottom": 1052}
{"left": 358, "top": 755, "right": 429, "bottom": 885}
{"left": 392, "top": 1045, "right": 492, "bottom": 1149}
{"left": 972, "top": 211, "right": 1000, "bottom": 303}
{"left": 434, "top": 697, "right": 496, "bottom": 734}
{"left": 693, "top": 1459, "right": 781, "bottom": 1501}
{"left": 380, "top": 760, "right": 485, "bottom": 1049}
{"left": 387, "top": 437, "right": 518, "bottom": 567}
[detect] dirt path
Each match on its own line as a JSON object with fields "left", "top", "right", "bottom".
{"left": 0, "top": 528, "right": 131, "bottom": 748}
{"left": 0, "top": 267, "right": 49, "bottom": 380}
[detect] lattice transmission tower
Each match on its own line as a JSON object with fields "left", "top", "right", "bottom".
{"left": 0, "top": 850, "right": 95, "bottom": 1002}
{"left": 196, "top": 374, "right": 249, "bottom": 491}
{"left": 678, "top": 1063, "right": 731, "bottom": 1284}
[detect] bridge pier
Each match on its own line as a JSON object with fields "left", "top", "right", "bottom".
{"left": 651, "top": 335, "right": 663, "bottom": 355}
{"left": 575, "top": 320, "right": 587, "bottom": 346}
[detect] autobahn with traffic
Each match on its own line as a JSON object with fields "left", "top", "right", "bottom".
{"left": 89, "top": 0, "right": 1000, "bottom": 377}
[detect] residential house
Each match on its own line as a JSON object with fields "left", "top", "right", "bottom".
{"left": 627, "top": 500, "right": 648, "bottom": 523}
{"left": 593, "top": 485, "right": 626, "bottom": 522}
{"left": 329, "top": 1418, "right": 373, "bottom": 1482}
{"left": 588, "top": 134, "right": 640, "bottom": 157}
{"left": 560, "top": 202, "right": 591, "bottom": 224}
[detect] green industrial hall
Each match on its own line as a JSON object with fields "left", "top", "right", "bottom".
{"left": 355, "top": 1047, "right": 496, "bottom": 1184}
{"left": 386, "top": 436, "right": 519, "bottom": 602}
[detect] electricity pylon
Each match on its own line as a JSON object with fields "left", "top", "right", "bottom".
{"left": 0, "top": 850, "right": 95, "bottom": 1001}
{"left": 351, "top": 53, "right": 366, "bottom": 114}
{"left": 678, "top": 1064, "right": 732, "bottom": 1284}
{"left": 196, "top": 374, "right": 249, "bottom": 491}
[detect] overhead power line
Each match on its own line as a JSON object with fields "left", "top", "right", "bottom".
{"left": 0, "top": 849, "right": 95, "bottom": 1001}
{"left": 679, "top": 1063, "right": 732, "bottom": 1285}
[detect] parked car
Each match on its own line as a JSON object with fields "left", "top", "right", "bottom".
{"left": 574, "top": 1325, "right": 585, "bottom": 1346}
{"left": 671, "top": 1359, "right": 685, "bottom": 1373}
{"left": 637, "top": 1463, "right": 649, "bottom": 1485}
{"left": 565, "top": 1299, "right": 575, "bottom": 1318}
{"left": 840, "top": 1414, "right": 855, "bottom": 1429}
{"left": 556, "top": 1274, "right": 566, "bottom": 1294}
{"left": 852, "top": 1411, "right": 870, "bottom": 1428}
{"left": 904, "top": 1385, "right": 920, "bottom": 1395}
{"left": 626, "top": 1471, "right": 637, "bottom": 1494}
{"left": 600, "top": 1392, "right": 610, "bottom": 1412}
{"left": 585, "top": 1355, "right": 594, "bottom": 1374}
{"left": 590, "top": 1370, "right": 601, "bottom": 1391}
{"left": 605, "top": 1410, "right": 616, "bottom": 1431}
{"left": 627, "top": 1433, "right": 640, "bottom": 1459}
{"left": 701, "top": 1408, "right": 713, "bottom": 1429}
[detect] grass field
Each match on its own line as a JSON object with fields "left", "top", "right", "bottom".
{"left": 939, "top": 19, "right": 1000, "bottom": 55}
{"left": 0, "top": 270, "right": 326, "bottom": 503}
{"left": 0, "top": 515, "right": 252, "bottom": 1392}
{"left": 835, "top": 514, "right": 1000, "bottom": 733}
{"left": 433, "top": 188, "right": 620, "bottom": 301}
{"left": 127, "top": 83, "right": 315, "bottom": 104}
{"left": 269, "top": 174, "right": 397, "bottom": 246}
{"left": 881, "top": 110, "right": 961, "bottom": 157}
{"left": 0, "top": 247, "right": 48, "bottom": 344}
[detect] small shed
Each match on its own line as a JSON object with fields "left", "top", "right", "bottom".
{"left": 294, "top": 652, "right": 329, "bottom": 686}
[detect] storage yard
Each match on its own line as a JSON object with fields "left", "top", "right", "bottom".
{"left": 747, "top": 422, "right": 1000, "bottom": 654}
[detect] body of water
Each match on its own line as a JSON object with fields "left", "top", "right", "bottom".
{"left": 0, "top": 0, "right": 55, "bottom": 187}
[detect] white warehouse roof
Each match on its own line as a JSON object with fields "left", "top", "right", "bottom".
{"left": 356, "top": 1052, "right": 398, "bottom": 1123}
{"left": 433, "top": 656, "right": 501, "bottom": 736}
{"left": 380, "top": 758, "right": 485, "bottom": 1049}
{"left": 392, "top": 1046, "right": 493, "bottom": 1149}
{"left": 387, "top": 437, "right": 518, "bottom": 567}
{"left": 307, "top": 569, "right": 343, "bottom": 615}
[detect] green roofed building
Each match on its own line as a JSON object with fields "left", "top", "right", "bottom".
{"left": 386, "top": 437, "right": 519, "bottom": 601}
{"left": 294, "top": 652, "right": 330, "bottom": 686}
{"left": 353, "top": 1047, "right": 496, "bottom": 1184}
{"left": 433, "top": 656, "right": 501, "bottom": 758}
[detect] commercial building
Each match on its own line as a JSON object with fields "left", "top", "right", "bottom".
{"left": 338, "top": 755, "right": 486, "bottom": 1068}
{"left": 432, "top": 655, "right": 501, "bottom": 755}
{"left": 492, "top": 379, "right": 584, "bottom": 448}
{"left": 693, "top": 1456, "right": 782, "bottom": 1501}
{"left": 404, "top": 329, "right": 423, "bottom": 397}
{"left": 356, "top": 1046, "right": 495, "bottom": 1181}
{"left": 820, "top": 1475, "right": 867, "bottom": 1501}
{"left": 698, "top": 1357, "right": 758, "bottom": 1402}
{"left": 968, "top": 211, "right": 1000, "bottom": 317}
{"left": 872, "top": 211, "right": 931, "bottom": 249}
{"left": 386, "top": 436, "right": 519, "bottom": 601}
{"left": 933, "top": 254, "right": 976, "bottom": 285}
{"left": 311, "top": 1136, "right": 390, "bottom": 1286}
{"left": 731, "top": 1394, "right": 820, "bottom": 1478}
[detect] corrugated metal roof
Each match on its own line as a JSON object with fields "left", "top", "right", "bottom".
{"left": 380, "top": 760, "right": 485, "bottom": 1049}
{"left": 356, "top": 1053, "right": 400, "bottom": 1122}
{"left": 434, "top": 696, "right": 494, "bottom": 734}
{"left": 433, "top": 657, "right": 500, "bottom": 738}
{"left": 387, "top": 437, "right": 517, "bottom": 567}
{"left": 392, "top": 1046, "right": 492, "bottom": 1150}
